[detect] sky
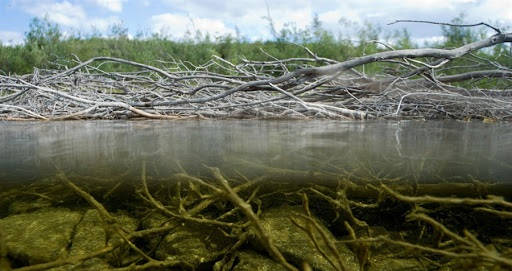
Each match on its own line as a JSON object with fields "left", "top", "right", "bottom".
{"left": 0, "top": 0, "right": 511, "bottom": 46}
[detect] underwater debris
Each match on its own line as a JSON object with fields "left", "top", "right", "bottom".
{"left": 0, "top": 164, "right": 511, "bottom": 271}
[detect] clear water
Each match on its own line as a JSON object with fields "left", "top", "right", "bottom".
{"left": 1, "top": 120, "right": 512, "bottom": 270}
{"left": 1, "top": 120, "right": 511, "bottom": 184}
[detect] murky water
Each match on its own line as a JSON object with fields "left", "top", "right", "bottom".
{"left": 1, "top": 120, "right": 511, "bottom": 184}
{"left": 1, "top": 120, "right": 512, "bottom": 270}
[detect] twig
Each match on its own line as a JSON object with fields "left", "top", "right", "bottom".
{"left": 388, "top": 19, "right": 501, "bottom": 34}
{"left": 208, "top": 167, "right": 299, "bottom": 271}
{"left": 58, "top": 173, "right": 154, "bottom": 262}
{"left": 381, "top": 184, "right": 512, "bottom": 208}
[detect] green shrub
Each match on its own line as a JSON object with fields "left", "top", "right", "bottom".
{"left": 0, "top": 16, "right": 509, "bottom": 90}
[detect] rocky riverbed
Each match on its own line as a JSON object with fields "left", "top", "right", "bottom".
{"left": 0, "top": 172, "right": 511, "bottom": 271}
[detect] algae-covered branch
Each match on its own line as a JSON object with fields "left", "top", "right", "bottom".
{"left": 0, "top": 163, "right": 511, "bottom": 271}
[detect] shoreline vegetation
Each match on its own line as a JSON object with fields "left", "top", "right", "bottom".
{"left": 1, "top": 16, "right": 512, "bottom": 121}
{"left": 0, "top": 162, "right": 511, "bottom": 270}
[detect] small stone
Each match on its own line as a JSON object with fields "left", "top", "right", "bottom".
{"left": 47, "top": 258, "right": 111, "bottom": 271}
{"left": 48, "top": 209, "right": 137, "bottom": 270}
{"left": 106, "top": 210, "right": 139, "bottom": 266}
{"left": 9, "top": 199, "right": 53, "bottom": 214}
{"left": 232, "top": 250, "right": 288, "bottom": 271}
{"left": 253, "top": 205, "right": 359, "bottom": 271}
{"left": 0, "top": 208, "right": 82, "bottom": 264}
{"left": 69, "top": 209, "right": 107, "bottom": 258}
{"left": 141, "top": 213, "right": 233, "bottom": 268}
{"left": 368, "top": 257, "right": 426, "bottom": 271}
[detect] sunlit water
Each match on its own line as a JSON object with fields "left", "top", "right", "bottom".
{"left": 1, "top": 120, "right": 511, "bottom": 184}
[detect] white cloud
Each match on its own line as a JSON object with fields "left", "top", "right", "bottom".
{"left": 465, "top": 0, "right": 512, "bottom": 21}
{"left": 88, "top": 16, "right": 122, "bottom": 32}
{"left": 15, "top": 1, "right": 123, "bottom": 33}
{"left": 23, "top": 1, "right": 86, "bottom": 27}
{"left": 11, "top": 0, "right": 512, "bottom": 43}
{"left": 0, "top": 31, "right": 24, "bottom": 46}
{"left": 319, "top": 10, "right": 361, "bottom": 25}
{"left": 151, "top": 13, "right": 236, "bottom": 38}
{"left": 413, "top": 35, "right": 446, "bottom": 46}
{"left": 279, "top": 8, "right": 312, "bottom": 29}
{"left": 91, "top": 0, "right": 124, "bottom": 12}
{"left": 373, "top": 0, "right": 477, "bottom": 11}
{"left": 159, "top": 0, "right": 316, "bottom": 39}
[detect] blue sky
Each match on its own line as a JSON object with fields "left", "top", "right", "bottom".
{"left": 1, "top": 0, "right": 511, "bottom": 45}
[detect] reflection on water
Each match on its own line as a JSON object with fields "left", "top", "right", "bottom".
{"left": 1, "top": 120, "right": 511, "bottom": 183}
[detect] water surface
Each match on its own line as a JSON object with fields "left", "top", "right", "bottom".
{"left": 1, "top": 120, "right": 511, "bottom": 184}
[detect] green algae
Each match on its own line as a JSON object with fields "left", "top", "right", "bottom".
{"left": 0, "top": 171, "right": 511, "bottom": 271}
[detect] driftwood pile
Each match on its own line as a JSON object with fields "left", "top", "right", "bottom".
{"left": 1, "top": 29, "right": 512, "bottom": 120}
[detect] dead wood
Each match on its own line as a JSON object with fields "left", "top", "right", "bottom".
{"left": 1, "top": 31, "right": 511, "bottom": 120}
{"left": 1, "top": 166, "right": 510, "bottom": 271}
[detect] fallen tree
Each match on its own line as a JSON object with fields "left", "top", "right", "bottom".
{"left": 1, "top": 26, "right": 511, "bottom": 120}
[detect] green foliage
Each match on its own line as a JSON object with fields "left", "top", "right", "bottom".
{"left": 0, "top": 15, "right": 510, "bottom": 91}
{"left": 392, "top": 29, "right": 415, "bottom": 49}
{"left": 440, "top": 13, "right": 485, "bottom": 48}
{"left": 25, "top": 17, "right": 62, "bottom": 49}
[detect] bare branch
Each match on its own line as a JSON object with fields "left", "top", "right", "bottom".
{"left": 388, "top": 19, "right": 502, "bottom": 34}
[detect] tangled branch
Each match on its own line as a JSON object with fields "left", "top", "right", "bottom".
{"left": 1, "top": 31, "right": 511, "bottom": 120}
{"left": 1, "top": 162, "right": 511, "bottom": 271}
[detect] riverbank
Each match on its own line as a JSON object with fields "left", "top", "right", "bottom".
{"left": 2, "top": 33, "right": 512, "bottom": 121}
